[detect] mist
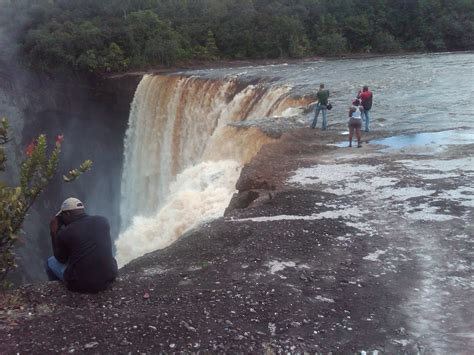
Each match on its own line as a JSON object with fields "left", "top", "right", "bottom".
{"left": 0, "top": 0, "right": 135, "bottom": 284}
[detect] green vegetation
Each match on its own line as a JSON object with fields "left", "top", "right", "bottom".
{"left": 0, "top": 119, "right": 92, "bottom": 287}
{"left": 2, "top": 0, "right": 473, "bottom": 74}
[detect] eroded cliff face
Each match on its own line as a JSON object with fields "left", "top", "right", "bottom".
{"left": 1, "top": 64, "right": 140, "bottom": 284}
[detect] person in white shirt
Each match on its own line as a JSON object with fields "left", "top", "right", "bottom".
{"left": 348, "top": 98, "right": 364, "bottom": 148}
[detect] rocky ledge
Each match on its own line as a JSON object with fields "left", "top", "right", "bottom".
{"left": 1, "top": 127, "right": 473, "bottom": 354}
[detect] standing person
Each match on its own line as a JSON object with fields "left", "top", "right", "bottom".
{"left": 348, "top": 99, "right": 364, "bottom": 148}
{"left": 358, "top": 85, "right": 373, "bottom": 132}
{"left": 311, "top": 83, "right": 330, "bottom": 130}
{"left": 47, "top": 197, "right": 118, "bottom": 293}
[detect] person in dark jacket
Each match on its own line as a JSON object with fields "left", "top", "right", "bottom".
{"left": 47, "top": 197, "right": 118, "bottom": 293}
{"left": 357, "top": 85, "right": 373, "bottom": 132}
{"left": 311, "top": 83, "right": 330, "bottom": 130}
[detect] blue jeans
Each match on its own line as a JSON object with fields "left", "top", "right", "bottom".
{"left": 47, "top": 256, "right": 67, "bottom": 281}
{"left": 362, "top": 109, "right": 370, "bottom": 132}
{"left": 311, "top": 104, "right": 328, "bottom": 130}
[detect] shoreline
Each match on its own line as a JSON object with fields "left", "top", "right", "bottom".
{"left": 106, "top": 50, "right": 472, "bottom": 79}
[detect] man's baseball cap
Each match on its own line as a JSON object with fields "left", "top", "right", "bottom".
{"left": 56, "top": 197, "right": 84, "bottom": 216}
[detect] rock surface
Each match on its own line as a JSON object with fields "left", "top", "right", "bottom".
{"left": 1, "top": 127, "right": 472, "bottom": 353}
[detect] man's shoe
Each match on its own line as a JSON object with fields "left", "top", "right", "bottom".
{"left": 357, "top": 144, "right": 362, "bottom": 148}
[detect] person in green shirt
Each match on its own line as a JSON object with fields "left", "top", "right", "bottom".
{"left": 311, "top": 83, "right": 330, "bottom": 130}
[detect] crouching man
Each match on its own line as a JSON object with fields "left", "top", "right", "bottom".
{"left": 47, "top": 197, "right": 118, "bottom": 293}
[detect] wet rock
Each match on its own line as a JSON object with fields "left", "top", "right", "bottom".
{"left": 225, "top": 190, "right": 260, "bottom": 214}
{"left": 396, "top": 327, "right": 408, "bottom": 336}
{"left": 299, "top": 273, "right": 309, "bottom": 282}
{"left": 178, "top": 279, "right": 193, "bottom": 286}
{"left": 180, "top": 321, "right": 197, "bottom": 333}
{"left": 83, "top": 342, "right": 98, "bottom": 349}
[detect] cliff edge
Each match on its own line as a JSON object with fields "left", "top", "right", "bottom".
{"left": 1, "top": 128, "right": 472, "bottom": 353}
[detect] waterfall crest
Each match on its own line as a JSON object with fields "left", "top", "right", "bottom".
{"left": 117, "top": 74, "right": 297, "bottom": 266}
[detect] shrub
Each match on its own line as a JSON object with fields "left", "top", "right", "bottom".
{"left": 0, "top": 118, "right": 92, "bottom": 287}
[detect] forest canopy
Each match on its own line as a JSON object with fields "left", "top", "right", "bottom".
{"left": 2, "top": 0, "right": 473, "bottom": 74}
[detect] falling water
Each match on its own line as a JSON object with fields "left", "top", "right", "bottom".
{"left": 116, "top": 74, "right": 299, "bottom": 266}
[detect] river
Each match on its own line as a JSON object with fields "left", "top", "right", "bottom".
{"left": 187, "top": 52, "right": 474, "bottom": 132}
{"left": 117, "top": 52, "right": 474, "bottom": 267}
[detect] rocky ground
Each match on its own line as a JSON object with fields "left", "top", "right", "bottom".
{"left": 1, "top": 126, "right": 473, "bottom": 354}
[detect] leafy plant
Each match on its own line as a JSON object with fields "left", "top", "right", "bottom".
{"left": 0, "top": 118, "right": 92, "bottom": 287}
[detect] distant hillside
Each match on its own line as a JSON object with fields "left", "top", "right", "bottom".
{"left": 2, "top": 0, "right": 473, "bottom": 75}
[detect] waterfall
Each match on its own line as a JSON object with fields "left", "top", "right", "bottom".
{"left": 116, "top": 74, "right": 297, "bottom": 266}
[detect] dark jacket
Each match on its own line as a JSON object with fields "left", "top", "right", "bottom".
{"left": 54, "top": 214, "right": 118, "bottom": 293}
{"left": 316, "top": 89, "right": 330, "bottom": 105}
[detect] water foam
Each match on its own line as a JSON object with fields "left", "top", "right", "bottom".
{"left": 116, "top": 160, "right": 240, "bottom": 266}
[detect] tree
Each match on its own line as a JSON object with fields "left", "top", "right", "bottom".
{"left": 344, "top": 15, "right": 372, "bottom": 51}
{"left": 317, "top": 33, "right": 348, "bottom": 56}
{"left": 0, "top": 118, "right": 92, "bottom": 287}
{"left": 4, "top": 0, "right": 474, "bottom": 75}
{"left": 126, "top": 10, "right": 186, "bottom": 67}
{"left": 103, "top": 42, "right": 129, "bottom": 72}
{"left": 205, "top": 30, "right": 219, "bottom": 60}
{"left": 372, "top": 31, "right": 401, "bottom": 53}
